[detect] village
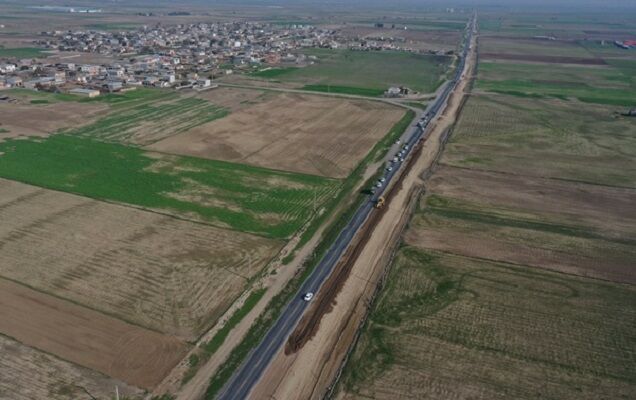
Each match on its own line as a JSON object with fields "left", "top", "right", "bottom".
{"left": 0, "top": 20, "right": 446, "bottom": 97}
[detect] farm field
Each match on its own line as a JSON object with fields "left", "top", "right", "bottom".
{"left": 0, "top": 278, "right": 188, "bottom": 389}
{"left": 148, "top": 92, "right": 408, "bottom": 178}
{"left": 0, "top": 135, "right": 339, "bottom": 238}
{"left": 0, "top": 179, "right": 283, "bottom": 340}
{"left": 478, "top": 12, "right": 636, "bottom": 39}
{"left": 0, "top": 180, "right": 282, "bottom": 340}
{"left": 479, "top": 37, "right": 598, "bottom": 59}
{"left": 0, "top": 100, "right": 107, "bottom": 139}
{"left": 248, "top": 49, "right": 451, "bottom": 94}
{"left": 340, "top": 248, "right": 636, "bottom": 400}
{"left": 0, "top": 334, "right": 144, "bottom": 400}
{"left": 406, "top": 168, "right": 636, "bottom": 284}
{"left": 476, "top": 61, "right": 636, "bottom": 106}
{"left": 0, "top": 46, "right": 47, "bottom": 58}
{"left": 442, "top": 94, "right": 636, "bottom": 187}
{"left": 66, "top": 95, "right": 228, "bottom": 145}
{"left": 3, "top": 88, "right": 228, "bottom": 145}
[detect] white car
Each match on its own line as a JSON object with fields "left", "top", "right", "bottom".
{"left": 380, "top": 177, "right": 386, "bottom": 183}
{"left": 303, "top": 292, "right": 314, "bottom": 301}
{"left": 395, "top": 139, "right": 401, "bottom": 144}
{"left": 387, "top": 167, "right": 393, "bottom": 172}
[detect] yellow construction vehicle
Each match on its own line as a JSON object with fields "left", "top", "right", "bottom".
{"left": 375, "top": 196, "right": 386, "bottom": 209}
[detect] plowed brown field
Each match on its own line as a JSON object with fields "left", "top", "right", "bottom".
{"left": 0, "top": 278, "right": 187, "bottom": 390}
{"left": 0, "top": 179, "right": 282, "bottom": 340}
{"left": 0, "top": 334, "right": 144, "bottom": 400}
{"left": 147, "top": 93, "right": 405, "bottom": 178}
{"left": 0, "top": 101, "right": 107, "bottom": 139}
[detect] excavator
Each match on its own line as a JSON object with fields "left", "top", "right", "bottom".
{"left": 375, "top": 196, "right": 386, "bottom": 209}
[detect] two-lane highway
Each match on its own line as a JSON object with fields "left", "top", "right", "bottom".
{"left": 216, "top": 15, "right": 476, "bottom": 400}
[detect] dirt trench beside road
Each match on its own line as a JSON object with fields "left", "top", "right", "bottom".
{"left": 248, "top": 29, "right": 479, "bottom": 400}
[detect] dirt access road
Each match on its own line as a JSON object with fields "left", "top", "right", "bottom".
{"left": 249, "top": 20, "right": 479, "bottom": 400}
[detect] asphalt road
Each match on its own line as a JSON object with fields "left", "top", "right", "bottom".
{"left": 216, "top": 17, "right": 476, "bottom": 400}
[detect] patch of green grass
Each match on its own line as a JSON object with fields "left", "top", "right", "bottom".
{"left": 0, "top": 47, "right": 46, "bottom": 58}
{"left": 250, "top": 67, "right": 298, "bottom": 78}
{"left": 479, "top": 79, "right": 636, "bottom": 107}
{"left": 252, "top": 49, "right": 450, "bottom": 94}
{"left": 182, "top": 288, "right": 266, "bottom": 385}
{"left": 477, "top": 61, "right": 636, "bottom": 107}
{"left": 66, "top": 96, "right": 228, "bottom": 145}
{"left": 301, "top": 84, "right": 386, "bottom": 97}
{"left": 0, "top": 135, "right": 339, "bottom": 238}
{"left": 29, "top": 99, "right": 49, "bottom": 104}
{"left": 0, "top": 128, "right": 9, "bottom": 134}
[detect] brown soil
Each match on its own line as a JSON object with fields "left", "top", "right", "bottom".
{"left": 0, "top": 179, "right": 282, "bottom": 340}
{"left": 0, "top": 101, "right": 107, "bottom": 139}
{"left": 427, "top": 165, "right": 636, "bottom": 238}
{"left": 405, "top": 226, "right": 635, "bottom": 284}
{"left": 480, "top": 52, "right": 607, "bottom": 65}
{"left": 194, "top": 86, "right": 276, "bottom": 112}
{"left": 0, "top": 334, "right": 144, "bottom": 400}
{"left": 0, "top": 278, "right": 188, "bottom": 390}
{"left": 147, "top": 93, "right": 405, "bottom": 178}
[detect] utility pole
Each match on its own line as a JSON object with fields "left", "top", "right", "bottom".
{"left": 115, "top": 386, "right": 120, "bottom": 400}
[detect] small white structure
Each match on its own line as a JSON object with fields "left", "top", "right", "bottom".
{"left": 69, "top": 88, "right": 100, "bottom": 97}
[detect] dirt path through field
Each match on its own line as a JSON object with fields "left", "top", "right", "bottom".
{"left": 248, "top": 26, "right": 478, "bottom": 400}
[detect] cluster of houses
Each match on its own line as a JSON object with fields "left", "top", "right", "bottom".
{"left": 0, "top": 20, "right": 449, "bottom": 96}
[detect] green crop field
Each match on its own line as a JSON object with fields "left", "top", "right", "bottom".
{"left": 341, "top": 248, "right": 636, "bottom": 399}
{"left": 0, "top": 47, "right": 47, "bottom": 58}
{"left": 251, "top": 49, "right": 451, "bottom": 94}
{"left": 8, "top": 88, "right": 229, "bottom": 145}
{"left": 480, "top": 37, "right": 594, "bottom": 58}
{"left": 477, "top": 61, "right": 636, "bottom": 106}
{"left": 443, "top": 94, "right": 636, "bottom": 187}
{"left": 66, "top": 96, "right": 228, "bottom": 145}
{"left": 0, "top": 135, "right": 339, "bottom": 238}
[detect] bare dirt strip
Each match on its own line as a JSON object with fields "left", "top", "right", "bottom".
{"left": 479, "top": 53, "right": 607, "bottom": 65}
{"left": 0, "top": 101, "right": 107, "bottom": 139}
{"left": 0, "top": 278, "right": 188, "bottom": 390}
{"left": 249, "top": 26, "right": 478, "bottom": 400}
{"left": 147, "top": 93, "right": 405, "bottom": 178}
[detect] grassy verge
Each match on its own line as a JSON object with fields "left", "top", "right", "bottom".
{"left": 181, "top": 288, "right": 267, "bottom": 385}
{"left": 204, "top": 109, "right": 415, "bottom": 398}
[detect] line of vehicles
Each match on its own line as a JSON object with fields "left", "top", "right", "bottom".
{"left": 369, "top": 15, "right": 474, "bottom": 212}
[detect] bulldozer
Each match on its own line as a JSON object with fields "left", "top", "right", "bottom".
{"left": 375, "top": 196, "right": 386, "bottom": 209}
